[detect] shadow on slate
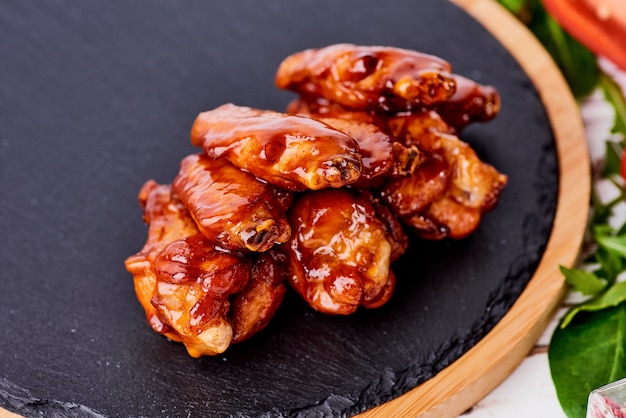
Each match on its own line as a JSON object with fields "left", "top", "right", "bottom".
{"left": 0, "top": 0, "right": 557, "bottom": 417}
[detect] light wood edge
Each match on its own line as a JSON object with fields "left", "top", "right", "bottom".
{"left": 359, "top": 0, "right": 590, "bottom": 417}
{"left": 0, "top": 2, "right": 588, "bottom": 418}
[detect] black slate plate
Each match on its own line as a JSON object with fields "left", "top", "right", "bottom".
{"left": 0, "top": 1, "right": 557, "bottom": 417}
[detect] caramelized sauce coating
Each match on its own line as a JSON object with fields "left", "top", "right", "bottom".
{"left": 152, "top": 234, "right": 252, "bottom": 357}
{"left": 314, "top": 117, "right": 421, "bottom": 188}
{"left": 284, "top": 189, "right": 395, "bottom": 315}
{"left": 125, "top": 181, "right": 197, "bottom": 342}
{"left": 380, "top": 111, "right": 507, "bottom": 239}
{"left": 230, "top": 250, "right": 288, "bottom": 343}
{"left": 275, "top": 44, "right": 457, "bottom": 112}
{"left": 190, "top": 104, "right": 362, "bottom": 191}
{"left": 125, "top": 181, "right": 288, "bottom": 357}
{"left": 173, "top": 154, "right": 291, "bottom": 252}
{"left": 435, "top": 74, "right": 500, "bottom": 132}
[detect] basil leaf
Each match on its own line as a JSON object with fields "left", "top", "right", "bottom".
{"left": 550, "top": 303, "right": 626, "bottom": 418}
{"left": 559, "top": 266, "right": 607, "bottom": 295}
{"left": 561, "top": 281, "right": 626, "bottom": 327}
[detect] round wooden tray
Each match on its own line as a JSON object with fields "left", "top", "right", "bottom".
{"left": 359, "top": 0, "right": 590, "bottom": 416}
{"left": 0, "top": 1, "right": 588, "bottom": 417}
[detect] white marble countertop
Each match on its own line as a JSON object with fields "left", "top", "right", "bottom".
{"left": 462, "top": 60, "right": 626, "bottom": 418}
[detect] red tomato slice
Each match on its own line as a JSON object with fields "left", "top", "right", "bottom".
{"left": 542, "top": 0, "right": 626, "bottom": 71}
{"left": 621, "top": 146, "right": 626, "bottom": 185}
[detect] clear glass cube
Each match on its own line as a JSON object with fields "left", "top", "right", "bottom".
{"left": 587, "top": 378, "right": 626, "bottom": 418}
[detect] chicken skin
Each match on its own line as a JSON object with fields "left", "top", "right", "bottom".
{"left": 190, "top": 104, "right": 362, "bottom": 191}
{"left": 173, "top": 154, "right": 291, "bottom": 252}
{"left": 284, "top": 189, "right": 398, "bottom": 315}
{"left": 380, "top": 112, "right": 507, "bottom": 239}
{"left": 230, "top": 250, "right": 288, "bottom": 343}
{"left": 124, "top": 181, "right": 287, "bottom": 357}
{"left": 275, "top": 44, "right": 457, "bottom": 112}
{"left": 312, "top": 116, "right": 421, "bottom": 188}
{"left": 434, "top": 74, "right": 500, "bottom": 133}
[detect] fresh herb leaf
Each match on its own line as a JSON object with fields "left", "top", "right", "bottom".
{"left": 497, "top": 0, "right": 527, "bottom": 15}
{"left": 561, "top": 281, "right": 626, "bottom": 327}
{"left": 602, "top": 140, "right": 624, "bottom": 177}
{"left": 601, "top": 73, "right": 626, "bottom": 135}
{"left": 594, "top": 247, "right": 624, "bottom": 286}
{"left": 596, "top": 233, "right": 626, "bottom": 259}
{"left": 550, "top": 303, "right": 626, "bottom": 418}
{"left": 559, "top": 265, "right": 607, "bottom": 295}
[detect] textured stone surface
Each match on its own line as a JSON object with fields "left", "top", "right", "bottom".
{"left": 0, "top": 1, "right": 556, "bottom": 416}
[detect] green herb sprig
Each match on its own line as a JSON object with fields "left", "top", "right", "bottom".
{"left": 548, "top": 75, "right": 626, "bottom": 417}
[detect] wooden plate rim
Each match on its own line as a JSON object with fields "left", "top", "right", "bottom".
{"left": 0, "top": 1, "right": 589, "bottom": 417}
{"left": 359, "top": 0, "right": 590, "bottom": 416}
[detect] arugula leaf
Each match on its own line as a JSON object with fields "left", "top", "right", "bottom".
{"left": 601, "top": 73, "right": 626, "bottom": 135}
{"left": 596, "top": 233, "right": 626, "bottom": 259}
{"left": 550, "top": 303, "right": 626, "bottom": 418}
{"left": 602, "top": 140, "right": 624, "bottom": 178}
{"left": 561, "top": 281, "right": 626, "bottom": 327}
{"left": 559, "top": 265, "right": 607, "bottom": 295}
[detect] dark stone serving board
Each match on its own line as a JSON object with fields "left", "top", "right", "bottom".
{"left": 0, "top": 1, "right": 557, "bottom": 417}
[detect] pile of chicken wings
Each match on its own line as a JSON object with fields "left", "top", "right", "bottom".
{"left": 125, "top": 44, "right": 507, "bottom": 357}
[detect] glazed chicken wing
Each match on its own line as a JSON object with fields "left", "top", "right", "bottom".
{"left": 380, "top": 111, "right": 507, "bottom": 239}
{"left": 230, "top": 250, "right": 288, "bottom": 343}
{"left": 434, "top": 74, "right": 500, "bottom": 133}
{"left": 284, "top": 189, "right": 398, "bottom": 315}
{"left": 190, "top": 104, "right": 362, "bottom": 191}
{"left": 275, "top": 44, "right": 457, "bottom": 112}
{"left": 124, "top": 181, "right": 251, "bottom": 356}
{"left": 125, "top": 181, "right": 287, "bottom": 357}
{"left": 173, "top": 154, "right": 291, "bottom": 252}
{"left": 313, "top": 116, "right": 421, "bottom": 188}
{"left": 124, "top": 181, "right": 198, "bottom": 341}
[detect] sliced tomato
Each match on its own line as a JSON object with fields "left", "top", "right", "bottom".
{"left": 542, "top": 0, "right": 626, "bottom": 71}
{"left": 621, "top": 146, "right": 626, "bottom": 185}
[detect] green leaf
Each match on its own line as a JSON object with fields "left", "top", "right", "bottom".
{"left": 602, "top": 140, "right": 624, "bottom": 178}
{"left": 600, "top": 73, "right": 626, "bottom": 135}
{"left": 594, "top": 247, "right": 624, "bottom": 286}
{"left": 561, "top": 281, "right": 626, "bottom": 327}
{"left": 550, "top": 303, "right": 626, "bottom": 418}
{"left": 528, "top": 12, "right": 599, "bottom": 98}
{"left": 497, "top": 0, "right": 527, "bottom": 15}
{"left": 596, "top": 234, "right": 626, "bottom": 259}
{"left": 560, "top": 265, "right": 607, "bottom": 295}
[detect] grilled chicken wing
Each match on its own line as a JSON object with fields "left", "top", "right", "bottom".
{"left": 275, "top": 44, "right": 457, "bottom": 112}
{"left": 124, "top": 181, "right": 287, "bottom": 357}
{"left": 190, "top": 104, "right": 362, "bottom": 191}
{"left": 173, "top": 154, "right": 291, "bottom": 252}
{"left": 284, "top": 189, "right": 396, "bottom": 314}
